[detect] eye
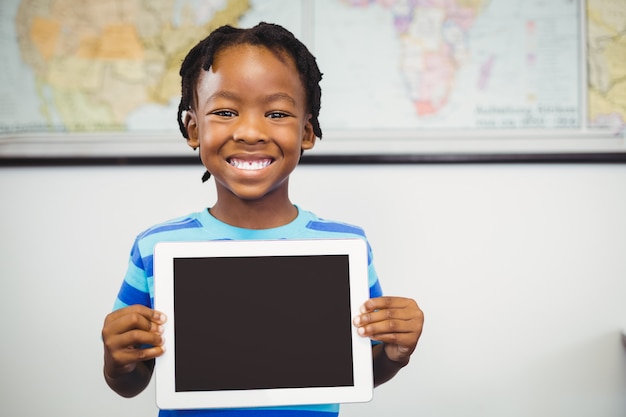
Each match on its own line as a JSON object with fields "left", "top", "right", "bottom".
{"left": 211, "top": 110, "right": 237, "bottom": 117}
{"left": 267, "top": 111, "right": 290, "bottom": 119}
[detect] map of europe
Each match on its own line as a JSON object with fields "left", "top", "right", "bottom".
{"left": 0, "top": 0, "right": 624, "bottom": 139}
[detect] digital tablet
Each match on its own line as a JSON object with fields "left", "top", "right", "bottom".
{"left": 153, "top": 238, "right": 373, "bottom": 410}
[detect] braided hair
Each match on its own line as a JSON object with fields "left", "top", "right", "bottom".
{"left": 177, "top": 22, "right": 323, "bottom": 142}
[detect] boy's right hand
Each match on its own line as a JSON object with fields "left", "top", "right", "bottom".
{"left": 102, "top": 305, "right": 167, "bottom": 380}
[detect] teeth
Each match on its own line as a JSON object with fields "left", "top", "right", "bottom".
{"left": 229, "top": 158, "right": 272, "bottom": 170}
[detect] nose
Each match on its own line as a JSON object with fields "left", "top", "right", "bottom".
{"left": 232, "top": 114, "right": 268, "bottom": 144}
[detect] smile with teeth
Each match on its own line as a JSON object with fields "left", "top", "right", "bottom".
{"left": 229, "top": 158, "right": 273, "bottom": 170}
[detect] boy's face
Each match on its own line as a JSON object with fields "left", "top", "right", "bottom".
{"left": 185, "top": 44, "right": 315, "bottom": 202}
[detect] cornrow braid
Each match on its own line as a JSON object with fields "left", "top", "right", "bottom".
{"left": 177, "top": 22, "right": 323, "bottom": 142}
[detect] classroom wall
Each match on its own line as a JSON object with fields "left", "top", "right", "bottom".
{"left": 1, "top": 162, "right": 625, "bottom": 417}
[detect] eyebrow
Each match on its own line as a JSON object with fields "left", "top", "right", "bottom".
{"left": 263, "top": 92, "right": 296, "bottom": 106}
{"left": 205, "top": 91, "right": 296, "bottom": 106}
{"left": 206, "top": 90, "right": 240, "bottom": 104}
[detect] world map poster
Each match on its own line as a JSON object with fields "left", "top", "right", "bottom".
{"left": 0, "top": 0, "right": 624, "bottom": 158}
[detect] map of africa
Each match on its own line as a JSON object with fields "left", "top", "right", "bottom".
{"left": 0, "top": 0, "right": 624, "bottom": 154}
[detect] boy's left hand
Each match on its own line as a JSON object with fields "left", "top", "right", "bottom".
{"left": 353, "top": 296, "right": 423, "bottom": 365}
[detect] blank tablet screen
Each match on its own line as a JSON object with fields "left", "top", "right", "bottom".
{"left": 173, "top": 254, "right": 354, "bottom": 392}
{"left": 154, "top": 238, "right": 373, "bottom": 409}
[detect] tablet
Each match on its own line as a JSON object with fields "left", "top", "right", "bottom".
{"left": 153, "top": 238, "right": 373, "bottom": 410}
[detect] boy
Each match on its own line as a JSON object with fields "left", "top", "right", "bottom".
{"left": 102, "top": 22, "right": 423, "bottom": 416}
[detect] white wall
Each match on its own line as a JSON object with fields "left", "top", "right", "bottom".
{"left": 1, "top": 163, "right": 625, "bottom": 417}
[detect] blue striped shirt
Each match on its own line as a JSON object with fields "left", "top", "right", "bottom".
{"left": 114, "top": 207, "right": 382, "bottom": 417}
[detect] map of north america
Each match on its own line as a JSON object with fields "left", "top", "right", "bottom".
{"left": 15, "top": 0, "right": 250, "bottom": 132}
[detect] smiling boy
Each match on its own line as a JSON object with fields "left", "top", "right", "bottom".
{"left": 102, "top": 23, "right": 423, "bottom": 417}
{"left": 185, "top": 43, "right": 315, "bottom": 229}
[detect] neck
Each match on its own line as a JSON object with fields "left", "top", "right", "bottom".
{"left": 209, "top": 197, "right": 298, "bottom": 230}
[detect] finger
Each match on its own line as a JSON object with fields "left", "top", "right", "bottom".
{"left": 354, "top": 306, "right": 418, "bottom": 327}
{"left": 105, "top": 305, "right": 166, "bottom": 326}
{"left": 113, "top": 344, "right": 166, "bottom": 364}
{"left": 104, "top": 328, "right": 166, "bottom": 371}
{"left": 360, "top": 323, "right": 421, "bottom": 355}
{"left": 381, "top": 338, "right": 417, "bottom": 364}
{"left": 355, "top": 299, "right": 421, "bottom": 327}
{"left": 111, "top": 328, "right": 165, "bottom": 351}
{"left": 356, "top": 315, "right": 421, "bottom": 338}
{"left": 360, "top": 296, "right": 416, "bottom": 314}
{"left": 367, "top": 331, "right": 418, "bottom": 349}
{"left": 103, "top": 306, "right": 166, "bottom": 340}
{"left": 106, "top": 344, "right": 166, "bottom": 377}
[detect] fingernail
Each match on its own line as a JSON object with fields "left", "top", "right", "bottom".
{"left": 353, "top": 316, "right": 361, "bottom": 326}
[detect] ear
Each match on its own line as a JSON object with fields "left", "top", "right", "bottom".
{"left": 300, "top": 116, "right": 316, "bottom": 152}
{"left": 184, "top": 110, "right": 200, "bottom": 149}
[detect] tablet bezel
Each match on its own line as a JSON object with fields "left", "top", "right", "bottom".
{"left": 153, "top": 238, "right": 373, "bottom": 410}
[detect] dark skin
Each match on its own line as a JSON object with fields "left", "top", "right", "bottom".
{"left": 102, "top": 299, "right": 423, "bottom": 396}
{"left": 102, "top": 305, "right": 165, "bottom": 397}
{"left": 102, "top": 44, "right": 424, "bottom": 398}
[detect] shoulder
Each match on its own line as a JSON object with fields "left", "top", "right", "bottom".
{"left": 131, "top": 211, "right": 208, "bottom": 254}
{"left": 297, "top": 208, "right": 367, "bottom": 239}
{"left": 136, "top": 212, "right": 205, "bottom": 240}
